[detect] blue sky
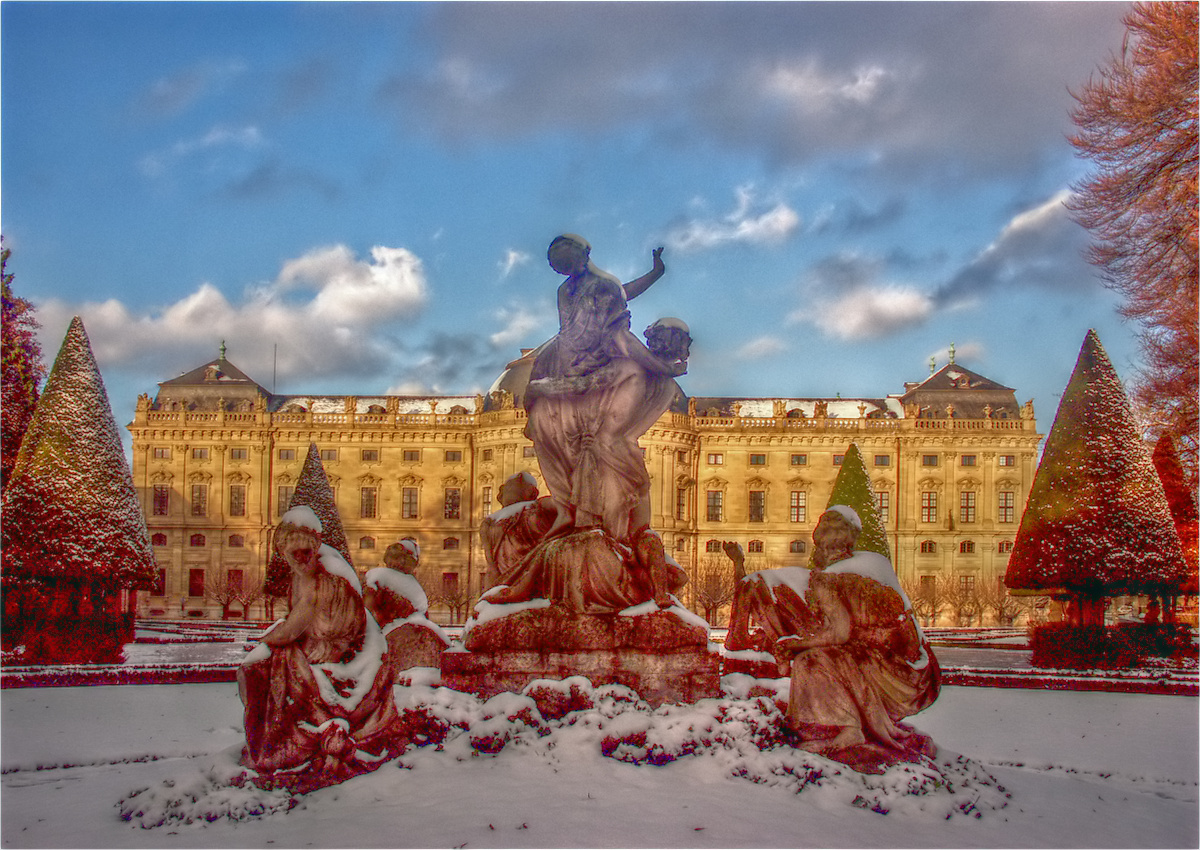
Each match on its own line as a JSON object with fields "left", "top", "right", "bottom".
{"left": 2, "top": 2, "right": 1142, "bottom": 452}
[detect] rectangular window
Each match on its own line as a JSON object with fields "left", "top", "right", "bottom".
{"left": 522, "top": 446, "right": 536, "bottom": 458}
{"left": 874, "top": 454, "right": 890, "bottom": 467}
{"left": 790, "top": 491, "right": 806, "bottom": 523}
{"left": 998, "top": 455, "right": 1016, "bottom": 467}
{"left": 998, "top": 491, "right": 1015, "bottom": 523}
{"left": 749, "top": 453, "right": 767, "bottom": 466}
{"left": 919, "top": 575, "right": 936, "bottom": 596}
{"left": 279, "top": 448, "right": 296, "bottom": 461}
{"left": 444, "top": 488, "right": 462, "bottom": 520}
{"left": 920, "top": 540, "right": 937, "bottom": 554}
{"left": 676, "top": 488, "right": 688, "bottom": 520}
{"left": 790, "top": 454, "right": 807, "bottom": 466}
{"left": 707, "top": 453, "right": 724, "bottom": 465}
{"left": 360, "top": 486, "right": 378, "bottom": 519}
{"left": 482, "top": 485, "right": 493, "bottom": 516}
{"left": 402, "top": 487, "right": 419, "bottom": 519}
{"left": 153, "top": 484, "right": 170, "bottom": 516}
{"left": 188, "top": 568, "right": 205, "bottom": 598}
{"left": 228, "top": 484, "right": 246, "bottom": 517}
{"left": 921, "top": 491, "right": 938, "bottom": 523}
{"left": 922, "top": 455, "right": 939, "bottom": 467}
{"left": 443, "top": 537, "right": 460, "bottom": 550}
{"left": 191, "top": 447, "right": 209, "bottom": 460}
{"left": 442, "top": 572, "right": 460, "bottom": 597}
{"left": 748, "top": 490, "right": 765, "bottom": 522}
{"left": 153, "top": 447, "right": 171, "bottom": 459}
{"left": 676, "top": 450, "right": 688, "bottom": 463}
{"left": 191, "top": 484, "right": 208, "bottom": 517}
{"left": 403, "top": 449, "right": 421, "bottom": 462}
{"left": 959, "top": 491, "right": 977, "bottom": 523}
{"left": 833, "top": 454, "right": 845, "bottom": 466}
{"left": 482, "top": 449, "right": 494, "bottom": 462}
{"left": 277, "top": 486, "right": 295, "bottom": 517}
{"left": 230, "top": 447, "right": 248, "bottom": 460}
{"left": 320, "top": 449, "right": 338, "bottom": 462}
{"left": 874, "top": 491, "right": 890, "bottom": 524}
{"left": 361, "top": 449, "right": 379, "bottom": 462}
{"left": 444, "top": 450, "right": 463, "bottom": 463}
{"left": 152, "top": 568, "right": 167, "bottom": 597}
{"left": 706, "top": 490, "right": 724, "bottom": 522}
{"left": 959, "top": 574, "right": 976, "bottom": 592}
{"left": 748, "top": 540, "right": 764, "bottom": 554}
{"left": 961, "top": 454, "right": 977, "bottom": 467}
{"left": 228, "top": 569, "right": 244, "bottom": 594}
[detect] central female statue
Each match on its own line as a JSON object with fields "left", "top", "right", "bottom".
{"left": 520, "top": 234, "right": 686, "bottom": 606}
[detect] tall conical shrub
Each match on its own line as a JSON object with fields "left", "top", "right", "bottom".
{"left": 823, "top": 442, "right": 891, "bottom": 560}
{"left": 1, "top": 317, "right": 155, "bottom": 660}
{"left": 264, "top": 442, "right": 352, "bottom": 599}
{"left": 1005, "top": 330, "right": 1187, "bottom": 608}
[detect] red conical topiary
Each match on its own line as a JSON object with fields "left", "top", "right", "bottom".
{"left": 1005, "top": 330, "right": 1187, "bottom": 609}
{"left": 1, "top": 317, "right": 155, "bottom": 661}
{"left": 264, "top": 442, "right": 353, "bottom": 600}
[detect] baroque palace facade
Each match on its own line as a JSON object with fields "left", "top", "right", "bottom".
{"left": 128, "top": 348, "right": 1042, "bottom": 623}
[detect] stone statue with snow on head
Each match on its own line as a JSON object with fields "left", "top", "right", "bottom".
{"left": 363, "top": 538, "right": 451, "bottom": 677}
{"left": 237, "top": 507, "right": 403, "bottom": 788}
{"left": 726, "top": 506, "right": 941, "bottom": 772}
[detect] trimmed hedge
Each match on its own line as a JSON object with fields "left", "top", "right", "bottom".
{"left": 1, "top": 614, "right": 135, "bottom": 664}
{"left": 1031, "top": 622, "right": 1197, "bottom": 669}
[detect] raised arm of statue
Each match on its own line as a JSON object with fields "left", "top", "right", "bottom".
{"left": 621, "top": 247, "right": 666, "bottom": 301}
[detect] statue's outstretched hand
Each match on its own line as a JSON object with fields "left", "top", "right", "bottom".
{"left": 651, "top": 246, "right": 665, "bottom": 275}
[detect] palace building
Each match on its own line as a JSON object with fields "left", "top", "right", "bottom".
{"left": 128, "top": 348, "right": 1042, "bottom": 624}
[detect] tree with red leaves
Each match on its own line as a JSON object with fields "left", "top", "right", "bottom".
{"left": 1, "top": 317, "right": 156, "bottom": 661}
{"left": 1151, "top": 434, "right": 1199, "bottom": 598}
{"left": 1005, "top": 330, "right": 1187, "bottom": 626}
{"left": 1, "top": 243, "right": 47, "bottom": 491}
{"left": 1069, "top": 1, "right": 1199, "bottom": 491}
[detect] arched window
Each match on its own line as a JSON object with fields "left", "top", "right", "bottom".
{"left": 189, "top": 533, "right": 206, "bottom": 547}
{"left": 959, "top": 540, "right": 976, "bottom": 554}
{"left": 443, "top": 537, "right": 460, "bottom": 550}
{"left": 747, "top": 540, "right": 764, "bottom": 553}
{"left": 919, "top": 540, "right": 937, "bottom": 554}
{"left": 789, "top": 540, "right": 807, "bottom": 554}
{"left": 705, "top": 539, "right": 722, "bottom": 553}
{"left": 359, "top": 536, "right": 376, "bottom": 549}
{"left": 997, "top": 540, "right": 1014, "bottom": 554}
{"left": 228, "top": 534, "right": 245, "bottom": 547}
{"left": 151, "top": 533, "right": 167, "bottom": 546}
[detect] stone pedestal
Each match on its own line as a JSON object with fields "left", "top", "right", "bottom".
{"left": 441, "top": 606, "right": 720, "bottom": 707}
{"left": 383, "top": 621, "right": 450, "bottom": 677}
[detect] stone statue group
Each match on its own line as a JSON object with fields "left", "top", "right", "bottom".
{"left": 237, "top": 236, "right": 940, "bottom": 788}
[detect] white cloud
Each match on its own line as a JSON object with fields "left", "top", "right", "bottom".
{"left": 498, "top": 249, "right": 531, "bottom": 278}
{"left": 139, "top": 124, "right": 264, "bottom": 177}
{"left": 763, "top": 61, "right": 894, "bottom": 110}
{"left": 791, "top": 285, "right": 934, "bottom": 341}
{"left": 36, "top": 244, "right": 429, "bottom": 383}
{"left": 490, "top": 303, "right": 550, "bottom": 348}
{"left": 735, "top": 336, "right": 788, "bottom": 360}
{"left": 665, "top": 186, "right": 801, "bottom": 253}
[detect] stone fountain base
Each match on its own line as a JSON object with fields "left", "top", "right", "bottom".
{"left": 441, "top": 605, "right": 720, "bottom": 707}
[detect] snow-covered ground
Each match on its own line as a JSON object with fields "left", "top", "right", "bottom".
{"left": 2, "top": 677, "right": 1196, "bottom": 849}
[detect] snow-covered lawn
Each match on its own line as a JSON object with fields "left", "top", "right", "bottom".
{"left": 1, "top": 679, "right": 1196, "bottom": 849}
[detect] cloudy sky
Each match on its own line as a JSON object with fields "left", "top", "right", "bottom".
{"left": 3, "top": 2, "right": 1142, "bottom": 452}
